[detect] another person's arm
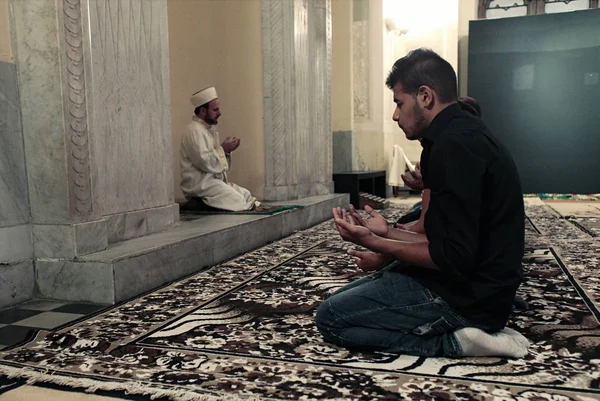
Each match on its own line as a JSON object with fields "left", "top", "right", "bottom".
{"left": 347, "top": 205, "right": 427, "bottom": 242}
{"left": 334, "top": 207, "right": 437, "bottom": 270}
{"left": 401, "top": 162, "right": 423, "bottom": 191}
{"left": 347, "top": 249, "right": 394, "bottom": 272}
{"left": 397, "top": 189, "right": 429, "bottom": 234}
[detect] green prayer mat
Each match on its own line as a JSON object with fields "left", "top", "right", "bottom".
{"left": 524, "top": 193, "right": 600, "bottom": 201}
{"left": 180, "top": 204, "right": 304, "bottom": 216}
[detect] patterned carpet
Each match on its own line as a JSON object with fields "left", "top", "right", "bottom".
{"left": 1, "top": 203, "right": 599, "bottom": 401}
{"left": 525, "top": 193, "right": 600, "bottom": 201}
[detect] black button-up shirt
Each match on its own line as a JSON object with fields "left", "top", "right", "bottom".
{"left": 404, "top": 103, "right": 524, "bottom": 331}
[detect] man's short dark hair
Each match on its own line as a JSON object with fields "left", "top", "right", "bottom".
{"left": 385, "top": 48, "right": 457, "bottom": 103}
{"left": 194, "top": 104, "right": 209, "bottom": 116}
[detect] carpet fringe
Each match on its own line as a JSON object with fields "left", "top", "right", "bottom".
{"left": 0, "top": 365, "right": 262, "bottom": 401}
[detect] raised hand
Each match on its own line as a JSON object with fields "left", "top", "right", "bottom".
{"left": 401, "top": 162, "right": 423, "bottom": 191}
{"left": 231, "top": 137, "right": 241, "bottom": 151}
{"left": 349, "top": 204, "right": 390, "bottom": 237}
{"left": 333, "top": 207, "right": 372, "bottom": 245}
{"left": 395, "top": 222, "right": 419, "bottom": 232}
{"left": 348, "top": 249, "right": 392, "bottom": 271}
{"left": 221, "top": 136, "right": 241, "bottom": 153}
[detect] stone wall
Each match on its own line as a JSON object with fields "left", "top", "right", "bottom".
{"left": 0, "top": 60, "right": 34, "bottom": 308}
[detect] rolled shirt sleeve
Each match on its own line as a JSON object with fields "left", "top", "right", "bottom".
{"left": 424, "top": 136, "right": 486, "bottom": 278}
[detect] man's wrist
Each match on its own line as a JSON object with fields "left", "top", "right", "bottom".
{"left": 358, "top": 231, "right": 377, "bottom": 248}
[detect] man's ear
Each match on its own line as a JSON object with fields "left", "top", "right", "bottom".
{"left": 418, "top": 86, "right": 435, "bottom": 109}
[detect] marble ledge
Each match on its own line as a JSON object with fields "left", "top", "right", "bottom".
{"left": 83, "top": 194, "right": 347, "bottom": 263}
{"left": 106, "top": 204, "right": 179, "bottom": 244}
{"left": 33, "top": 194, "right": 349, "bottom": 304}
{"left": 33, "top": 220, "right": 108, "bottom": 259}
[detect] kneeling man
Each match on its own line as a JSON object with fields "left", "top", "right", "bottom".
{"left": 180, "top": 87, "right": 258, "bottom": 211}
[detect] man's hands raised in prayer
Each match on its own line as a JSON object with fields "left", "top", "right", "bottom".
{"left": 348, "top": 204, "right": 390, "bottom": 237}
{"left": 347, "top": 249, "right": 392, "bottom": 271}
{"left": 222, "top": 136, "right": 241, "bottom": 154}
{"left": 401, "top": 162, "right": 424, "bottom": 191}
{"left": 332, "top": 207, "right": 373, "bottom": 246}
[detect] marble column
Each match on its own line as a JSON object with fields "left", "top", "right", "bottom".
{"left": 0, "top": 60, "right": 34, "bottom": 308}
{"left": 262, "top": 0, "right": 333, "bottom": 201}
{"left": 10, "top": 0, "right": 178, "bottom": 259}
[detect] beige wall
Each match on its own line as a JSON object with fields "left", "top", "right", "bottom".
{"left": 458, "top": 0, "right": 478, "bottom": 97}
{"left": 381, "top": 0, "right": 460, "bottom": 164}
{"left": 168, "top": 0, "right": 265, "bottom": 201}
{"left": 332, "top": 0, "right": 353, "bottom": 132}
{"left": 0, "top": 0, "right": 12, "bottom": 62}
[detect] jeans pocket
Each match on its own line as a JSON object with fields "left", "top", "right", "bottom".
{"left": 412, "top": 316, "right": 454, "bottom": 336}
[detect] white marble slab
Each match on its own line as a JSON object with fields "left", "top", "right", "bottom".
{"left": 262, "top": 0, "right": 333, "bottom": 201}
{"left": 0, "top": 224, "right": 32, "bottom": 263}
{"left": 0, "top": 61, "right": 30, "bottom": 227}
{"left": 113, "top": 238, "right": 215, "bottom": 302}
{"left": 35, "top": 195, "right": 347, "bottom": 304}
{"left": 147, "top": 204, "right": 179, "bottom": 235}
{"left": 74, "top": 219, "right": 108, "bottom": 255}
{"left": 106, "top": 204, "right": 181, "bottom": 244}
{"left": 32, "top": 224, "right": 74, "bottom": 259}
{"left": 36, "top": 261, "right": 115, "bottom": 304}
{"left": 10, "top": 1, "right": 70, "bottom": 223}
{"left": 86, "top": 0, "right": 175, "bottom": 216}
{"left": 0, "top": 261, "right": 35, "bottom": 309}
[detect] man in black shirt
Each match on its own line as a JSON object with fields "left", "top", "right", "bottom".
{"left": 395, "top": 96, "right": 482, "bottom": 229}
{"left": 316, "top": 49, "right": 528, "bottom": 358}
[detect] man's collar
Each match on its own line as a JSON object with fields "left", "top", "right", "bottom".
{"left": 420, "top": 103, "right": 461, "bottom": 142}
{"left": 192, "top": 115, "right": 211, "bottom": 129}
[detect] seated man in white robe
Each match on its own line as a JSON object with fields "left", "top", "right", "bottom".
{"left": 180, "top": 87, "right": 258, "bottom": 212}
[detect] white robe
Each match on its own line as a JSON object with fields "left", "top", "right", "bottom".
{"left": 180, "top": 116, "right": 256, "bottom": 211}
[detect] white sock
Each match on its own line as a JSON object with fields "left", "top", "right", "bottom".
{"left": 454, "top": 327, "right": 530, "bottom": 358}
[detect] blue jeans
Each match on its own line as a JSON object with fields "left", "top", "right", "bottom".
{"left": 315, "top": 263, "right": 480, "bottom": 357}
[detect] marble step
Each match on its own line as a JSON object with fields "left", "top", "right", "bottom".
{"left": 35, "top": 194, "right": 348, "bottom": 304}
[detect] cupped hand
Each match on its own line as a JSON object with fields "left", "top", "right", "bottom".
{"left": 401, "top": 162, "right": 423, "bottom": 191}
{"left": 347, "top": 249, "right": 390, "bottom": 271}
{"left": 349, "top": 204, "right": 390, "bottom": 237}
{"left": 222, "top": 136, "right": 240, "bottom": 153}
{"left": 332, "top": 207, "right": 372, "bottom": 245}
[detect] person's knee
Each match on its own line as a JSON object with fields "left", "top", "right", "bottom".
{"left": 315, "top": 300, "right": 334, "bottom": 333}
{"left": 315, "top": 298, "right": 345, "bottom": 342}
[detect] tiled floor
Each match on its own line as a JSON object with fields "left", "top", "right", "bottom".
{"left": 0, "top": 300, "right": 108, "bottom": 350}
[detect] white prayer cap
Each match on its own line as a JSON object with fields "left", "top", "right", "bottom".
{"left": 190, "top": 87, "right": 218, "bottom": 108}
